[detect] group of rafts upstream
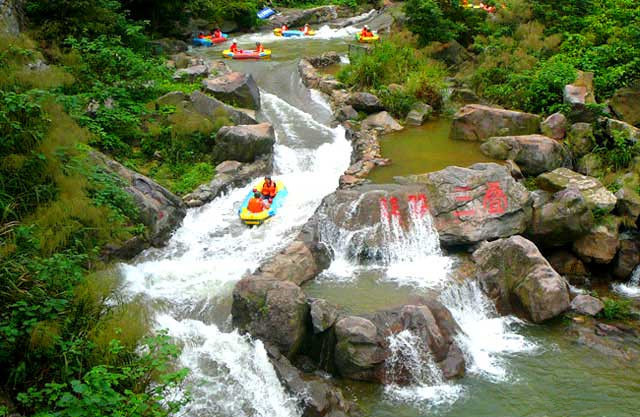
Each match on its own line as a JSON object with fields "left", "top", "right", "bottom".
{"left": 191, "top": 24, "right": 380, "bottom": 61}
{"left": 192, "top": 22, "right": 377, "bottom": 225}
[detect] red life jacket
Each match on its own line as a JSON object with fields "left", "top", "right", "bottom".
{"left": 261, "top": 181, "right": 276, "bottom": 198}
{"left": 230, "top": 43, "right": 238, "bottom": 52}
{"left": 256, "top": 44, "right": 265, "bottom": 53}
{"left": 247, "top": 198, "right": 265, "bottom": 213}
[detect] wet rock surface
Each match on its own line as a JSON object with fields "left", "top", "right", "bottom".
{"left": 214, "top": 123, "right": 275, "bottom": 163}
{"left": 473, "top": 235, "right": 570, "bottom": 322}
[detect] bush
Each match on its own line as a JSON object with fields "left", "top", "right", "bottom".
{"left": 404, "top": 0, "right": 460, "bottom": 45}
{"left": 599, "top": 298, "right": 633, "bottom": 320}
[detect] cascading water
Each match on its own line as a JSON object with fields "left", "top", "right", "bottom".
{"left": 120, "top": 76, "right": 350, "bottom": 416}
{"left": 384, "top": 330, "right": 463, "bottom": 409}
{"left": 612, "top": 265, "right": 640, "bottom": 297}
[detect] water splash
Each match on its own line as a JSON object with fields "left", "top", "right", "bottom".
{"left": 612, "top": 265, "right": 640, "bottom": 297}
{"left": 384, "top": 330, "right": 463, "bottom": 409}
{"left": 235, "top": 24, "right": 360, "bottom": 45}
{"left": 157, "top": 314, "right": 301, "bottom": 417}
{"left": 439, "top": 280, "right": 538, "bottom": 381}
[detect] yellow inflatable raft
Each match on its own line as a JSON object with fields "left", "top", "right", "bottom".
{"left": 238, "top": 179, "right": 288, "bottom": 226}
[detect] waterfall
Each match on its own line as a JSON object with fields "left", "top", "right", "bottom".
{"left": 384, "top": 330, "right": 463, "bottom": 409}
{"left": 612, "top": 265, "right": 640, "bottom": 297}
{"left": 439, "top": 280, "right": 538, "bottom": 381}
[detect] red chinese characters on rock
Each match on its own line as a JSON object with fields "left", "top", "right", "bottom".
{"left": 453, "top": 182, "right": 508, "bottom": 220}
{"left": 380, "top": 194, "right": 429, "bottom": 221}
{"left": 483, "top": 182, "right": 508, "bottom": 215}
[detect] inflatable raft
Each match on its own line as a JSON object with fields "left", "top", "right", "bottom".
{"left": 355, "top": 33, "right": 379, "bottom": 43}
{"left": 238, "top": 179, "right": 288, "bottom": 226}
{"left": 222, "top": 49, "right": 272, "bottom": 59}
{"left": 273, "top": 28, "right": 315, "bottom": 37}
{"left": 192, "top": 33, "right": 228, "bottom": 46}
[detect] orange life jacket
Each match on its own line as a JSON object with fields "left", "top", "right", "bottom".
{"left": 213, "top": 30, "right": 222, "bottom": 38}
{"left": 256, "top": 44, "right": 265, "bottom": 53}
{"left": 361, "top": 29, "right": 369, "bottom": 37}
{"left": 261, "top": 181, "right": 276, "bottom": 198}
{"left": 198, "top": 34, "right": 205, "bottom": 39}
{"left": 230, "top": 43, "right": 238, "bottom": 52}
{"left": 247, "top": 197, "right": 265, "bottom": 213}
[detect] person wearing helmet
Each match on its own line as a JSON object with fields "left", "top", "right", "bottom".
{"left": 281, "top": 24, "right": 288, "bottom": 32}
{"left": 255, "top": 41, "right": 265, "bottom": 53}
{"left": 361, "top": 25, "right": 372, "bottom": 38}
{"left": 230, "top": 39, "right": 239, "bottom": 53}
{"left": 197, "top": 32, "right": 205, "bottom": 39}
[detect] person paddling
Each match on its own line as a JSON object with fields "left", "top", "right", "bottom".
{"left": 230, "top": 39, "right": 239, "bottom": 53}
{"left": 255, "top": 41, "right": 265, "bottom": 53}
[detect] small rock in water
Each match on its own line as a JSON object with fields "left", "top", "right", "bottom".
{"left": 570, "top": 294, "right": 604, "bottom": 316}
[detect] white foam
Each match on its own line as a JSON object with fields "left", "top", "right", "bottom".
{"left": 439, "top": 281, "right": 538, "bottom": 381}
{"left": 612, "top": 265, "right": 640, "bottom": 297}
{"left": 236, "top": 24, "right": 360, "bottom": 45}
{"left": 157, "top": 314, "right": 301, "bottom": 417}
{"left": 384, "top": 330, "right": 463, "bottom": 409}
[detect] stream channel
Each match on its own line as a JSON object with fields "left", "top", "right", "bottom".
{"left": 119, "top": 25, "right": 639, "bottom": 417}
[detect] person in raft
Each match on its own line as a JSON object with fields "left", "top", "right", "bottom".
{"left": 213, "top": 27, "right": 222, "bottom": 38}
{"left": 301, "top": 23, "right": 311, "bottom": 34}
{"left": 197, "top": 32, "right": 205, "bottom": 39}
{"left": 281, "top": 24, "right": 288, "bottom": 32}
{"left": 247, "top": 191, "right": 266, "bottom": 213}
{"left": 255, "top": 41, "right": 265, "bottom": 53}
{"left": 230, "top": 39, "right": 239, "bottom": 53}
{"left": 360, "top": 25, "right": 373, "bottom": 37}
{"left": 260, "top": 176, "right": 277, "bottom": 202}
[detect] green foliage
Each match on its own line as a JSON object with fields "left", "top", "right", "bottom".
{"left": 173, "top": 163, "right": 215, "bottom": 195}
{"left": 594, "top": 130, "right": 640, "bottom": 171}
{"left": 17, "top": 332, "right": 188, "bottom": 417}
{"left": 404, "top": 0, "right": 460, "bottom": 45}
{"left": 598, "top": 298, "right": 633, "bottom": 320}
{"left": 338, "top": 38, "right": 447, "bottom": 117}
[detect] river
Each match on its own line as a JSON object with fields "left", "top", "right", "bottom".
{"left": 119, "top": 24, "right": 640, "bottom": 417}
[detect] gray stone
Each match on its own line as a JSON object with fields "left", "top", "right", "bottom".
{"left": 566, "top": 123, "right": 595, "bottom": 157}
{"left": 203, "top": 71, "right": 261, "bottom": 110}
{"left": 563, "top": 71, "right": 598, "bottom": 122}
{"left": 527, "top": 188, "right": 594, "bottom": 247}
{"left": 480, "top": 134, "right": 571, "bottom": 175}
{"left": 547, "top": 250, "right": 589, "bottom": 278}
{"left": 536, "top": 168, "right": 617, "bottom": 212}
{"left": 615, "top": 187, "right": 640, "bottom": 221}
{"left": 173, "top": 64, "right": 209, "bottom": 81}
{"left": 361, "top": 111, "right": 403, "bottom": 134}
{"left": 190, "top": 90, "right": 257, "bottom": 125}
{"left": 570, "top": 294, "right": 604, "bottom": 316}
{"left": 213, "top": 123, "right": 275, "bottom": 163}
{"left": 604, "top": 117, "right": 640, "bottom": 142}
{"left": 347, "top": 92, "right": 383, "bottom": 113}
{"left": 610, "top": 83, "right": 640, "bottom": 126}
{"left": 156, "top": 91, "right": 188, "bottom": 107}
{"left": 473, "top": 235, "right": 570, "bottom": 323}
{"left": 613, "top": 232, "right": 640, "bottom": 279}
{"left": 1, "top": 0, "right": 22, "bottom": 35}
{"left": 540, "top": 112, "right": 567, "bottom": 140}
{"left": 575, "top": 153, "right": 604, "bottom": 177}
{"left": 572, "top": 222, "right": 620, "bottom": 264}
{"left": 310, "top": 299, "right": 339, "bottom": 334}
{"left": 405, "top": 102, "right": 433, "bottom": 126}
{"left": 336, "top": 105, "right": 358, "bottom": 122}
{"left": 450, "top": 104, "right": 541, "bottom": 141}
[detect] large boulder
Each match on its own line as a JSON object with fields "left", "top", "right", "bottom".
{"left": 361, "top": 111, "right": 403, "bottom": 134}
{"left": 173, "top": 64, "right": 210, "bottom": 81}
{"left": 546, "top": 250, "right": 588, "bottom": 280}
{"left": 402, "top": 163, "right": 532, "bottom": 246}
{"left": 232, "top": 277, "right": 309, "bottom": 357}
{"left": 609, "top": 82, "right": 640, "bottom": 126}
{"left": 334, "top": 316, "right": 384, "bottom": 381}
{"left": 190, "top": 90, "right": 257, "bottom": 125}
{"left": 473, "top": 236, "right": 571, "bottom": 323}
{"left": 1, "top": 0, "right": 22, "bottom": 35}
{"left": 309, "top": 299, "right": 339, "bottom": 334}
{"left": 613, "top": 232, "right": 640, "bottom": 279}
{"left": 526, "top": 188, "right": 594, "bottom": 247}
{"left": 536, "top": 168, "right": 617, "bottom": 212}
{"left": 572, "top": 221, "right": 620, "bottom": 264}
{"left": 615, "top": 187, "right": 640, "bottom": 221}
{"left": 202, "top": 71, "right": 260, "bottom": 110}
{"left": 566, "top": 122, "right": 595, "bottom": 157}
{"left": 88, "top": 152, "right": 186, "bottom": 249}
{"left": 213, "top": 123, "right": 275, "bottom": 163}
{"left": 540, "top": 112, "right": 567, "bottom": 140}
{"left": 575, "top": 153, "right": 604, "bottom": 177}
{"left": 347, "top": 92, "right": 383, "bottom": 114}
{"left": 480, "top": 134, "right": 571, "bottom": 176}
{"left": 450, "top": 104, "right": 540, "bottom": 141}
{"left": 563, "top": 71, "right": 598, "bottom": 122}
{"left": 267, "top": 5, "right": 339, "bottom": 28}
